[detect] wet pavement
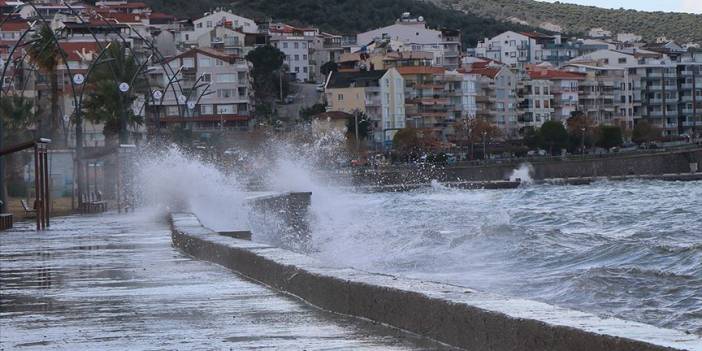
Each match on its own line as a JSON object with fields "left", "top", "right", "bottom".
{"left": 0, "top": 212, "right": 449, "bottom": 350}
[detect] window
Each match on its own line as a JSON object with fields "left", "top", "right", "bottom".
{"left": 302, "top": 42, "right": 307, "bottom": 49}
{"left": 201, "top": 104, "right": 213, "bottom": 115}
{"left": 303, "top": 54, "right": 307, "bottom": 60}
{"left": 294, "top": 54, "right": 299, "bottom": 61}
{"left": 217, "top": 104, "right": 235, "bottom": 114}
{"left": 303, "top": 67, "right": 307, "bottom": 73}
{"left": 183, "top": 57, "right": 194, "bottom": 68}
{"left": 200, "top": 57, "right": 212, "bottom": 67}
{"left": 167, "top": 106, "right": 179, "bottom": 116}
{"left": 295, "top": 67, "right": 300, "bottom": 73}
{"left": 197, "top": 23, "right": 202, "bottom": 28}
{"left": 218, "top": 89, "right": 234, "bottom": 98}
{"left": 206, "top": 21, "right": 212, "bottom": 28}
{"left": 283, "top": 42, "right": 288, "bottom": 48}
{"left": 238, "top": 72, "right": 247, "bottom": 82}
{"left": 618, "top": 58, "right": 626, "bottom": 64}
{"left": 294, "top": 42, "right": 299, "bottom": 49}
{"left": 216, "top": 59, "right": 224, "bottom": 66}
{"left": 238, "top": 87, "right": 247, "bottom": 97}
{"left": 338, "top": 94, "right": 344, "bottom": 101}
{"left": 216, "top": 74, "right": 236, "bottom": 83}
{"left": 202, "top": 73, "right": 211, "bottom": 82}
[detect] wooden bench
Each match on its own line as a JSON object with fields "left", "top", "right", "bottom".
{"left": 80, "top": 192, "right": 107, "bottom": 213}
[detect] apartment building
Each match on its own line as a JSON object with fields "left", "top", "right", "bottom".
{"left": 152, "top": 48, "right": 253, "bottom": 133}
{"left": 180, "top": 10, "right": 257, "bottom": 47}
{"left": 462, "top": 65, "right": 520, "bottom": 138}
{"left": 324, "top": 68, "right": 406, "bottom": 145}
{"left": 519, "top": 76, "right": 554, "bottom": 129}
{"left": 269, "top": 24, "right": 317, "bottom": 82}
{"left": 397, "top": 66, "right": 449, "bottom": 136}
{"left": 356, "top": 13, "right": 462, "bottom": 69}
{"left": 527, "top": 69, "right": 586, "bottom": 123}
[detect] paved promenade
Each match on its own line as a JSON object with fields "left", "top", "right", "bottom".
{"left": 0, "top": 212, "right": 449, "bottom": 350}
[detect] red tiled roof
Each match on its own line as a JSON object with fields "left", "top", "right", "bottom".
{"left": 527, "top": 69, "right": 586, "bottom": 80}
{"left": 520, "top": 31, "right": 553, "bottom": 40}
{"left": 313, "top": 111, "right": 353, "bottom": 120}
{"left": 396, "top": 66, "right": 445, "bottom": 75}
{"left": 463, "top": 67, "right": 501, "bottom": 79}
{"left": 0, "top": 21, "right": 29, "bottom": 31}
{"left": 163, "top": 47, "right": 240, "bottom": 64}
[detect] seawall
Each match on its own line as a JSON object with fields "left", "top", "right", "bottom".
{"left": 170, "top": 212, "right": 702, "bottom": 351}
{"left": 352, "top": 148, "right": 702, "bottom": 184}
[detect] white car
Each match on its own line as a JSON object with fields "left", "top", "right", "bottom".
{"left": 316, "top": 84, "right": 325, "bottom": 92}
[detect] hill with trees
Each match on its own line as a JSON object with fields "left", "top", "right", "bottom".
{"left": 143, "top": 0, "right": 538, "bottom": 46}
{"left": 435, "top": 0, "right": 702, "bottom": 44}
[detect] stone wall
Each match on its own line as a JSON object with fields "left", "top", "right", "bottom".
{"left": 353, "top": 148, "right": 702, "bottom": 184}
{"left": 170, "top": 213, "right": 701, "bottom": 351}
{"left": 245, "top": 192, "right": 312, "bottom": 252}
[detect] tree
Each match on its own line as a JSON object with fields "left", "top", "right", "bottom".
{"left": 631, "top": 119, "right": 661, "bottom": 145}
{"left": 320, "top": 61, "right": 338, "bottom": 78}
{"left": 566, "top": 112, "right": 595, "bottom": 152}
{"left": 0, "top": 96, "right": 35, "bottom": 210}
{"left": 596, "top": 125, "right": 623, "bottom": 149}
{"left": 522, "top": 127, "right": 542, "bottom": 149}
{"left": 83, "top": 42, "right": 145, "bottom": 146}
{"left": 346, "top": 111, "right": 371, "bottom": 141}
{"left": 299, "top": 103, "right": 326, "bottom": 122}
{"left": 392, "top": 127, "right": 420, "bottom": 153}
{"left": 539, "top": 120, "right": 569, "bottom": 155}
{"left": 245, "top": 45, "right": 286, "bottom": 115}
{"left": 27, "top": 23, "right": 62, "bottom": 142}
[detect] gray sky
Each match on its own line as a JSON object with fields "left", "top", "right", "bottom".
{"left": 536, "top": 0, "right": 702, "bottom": 14}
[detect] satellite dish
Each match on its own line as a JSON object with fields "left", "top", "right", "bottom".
{"left": 118, "top": 82, "right": 130, "bottom": 93}
{"left": 152, "top": 90, "right": 163, "bottom": 100}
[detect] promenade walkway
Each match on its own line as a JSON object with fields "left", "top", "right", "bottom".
{"left": 0, "top": 212, "right": 449, "bottom": 350}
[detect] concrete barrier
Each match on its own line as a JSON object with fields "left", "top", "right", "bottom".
{"left": 245, "top": 192, "right": 312, "bottom": 252}
{"left": 170, "top": 213, "right": 701, "bottom": 351}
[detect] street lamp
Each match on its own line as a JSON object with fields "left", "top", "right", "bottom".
{"left": 482, "top": 130, "right": 487, "bottom": 160}
{"left": 580, "top": 127, "right": 586, "bottom": 156}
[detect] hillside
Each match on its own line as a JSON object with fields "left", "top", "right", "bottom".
{"left": 143, "top": 0, "right": 539, "bottom": 46}
{"left": 436, "top": 0, "right": 702, "bottom": 44}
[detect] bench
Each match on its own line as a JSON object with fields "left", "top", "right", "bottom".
{"left": 21, "top": 199, "right": 37, "bottom": 218}
{"left": 80, "top": 192, "right": 107, "bottom": 213}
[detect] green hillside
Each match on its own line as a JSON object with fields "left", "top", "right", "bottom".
{"left": 437, "top": 0, "right": 702, "bottom": 43}
{"left": 143, "top": 0, "right": 538, "bottom": 46}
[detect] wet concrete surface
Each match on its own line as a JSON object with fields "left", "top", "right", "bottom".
{"left": 0, "top": 212, "right": 450, "bottom": 350}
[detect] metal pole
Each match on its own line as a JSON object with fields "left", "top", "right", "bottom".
{"left": 116, "top": 153, "right": 121, "bottom": 214}
{"left": 43, "top": 148, "right": 49, "bottom": 228}
{"left": 355, "top": 113, "right": 360, "bottom": 152}
{"left": 34, "top": 145, "right": 41, "bottom": 231}
{"left": 0, "top": 116, "right": 5, "bottom": 214}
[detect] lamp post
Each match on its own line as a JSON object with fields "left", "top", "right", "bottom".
{"left": 580, "top": 127, "right": 586, "bottom": 156}
{"left": 482, "top": 130, "right": 487, "bottom": 160}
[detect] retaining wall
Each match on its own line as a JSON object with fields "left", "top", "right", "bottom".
{"left": 354, "top": 148, "right": 702, "bottom": 184}
{"left": 170, "top": 213, "right": 701, "bottom": 351}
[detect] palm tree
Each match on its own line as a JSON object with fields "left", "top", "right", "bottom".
{"left": 27, "top": 23, "right": 62, "bottom": 142}
{"left": 83, "top": 42, "right": 146, "bottom": 146}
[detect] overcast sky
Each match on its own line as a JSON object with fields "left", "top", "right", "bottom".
{"left": 537, "top": 0, "right": 702, "bottom": 14}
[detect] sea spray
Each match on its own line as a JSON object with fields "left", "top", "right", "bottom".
{"left": 509, "top": 163, "right": 534, "bottom": 183}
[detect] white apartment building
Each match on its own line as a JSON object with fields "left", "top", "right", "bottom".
{"left": 356, "top": 13, "right": 461, "bottom": 69}
{"left": 268, "top": 23, "right": 319, "bottom": 82}
{"left": 474, "top": 31, "right": 564, "bottom": 68}
{"left": 181, "top": 10, "right": 257, "bottom": 47}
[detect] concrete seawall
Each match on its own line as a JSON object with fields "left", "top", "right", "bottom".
{"left": 170, "top": 213, "right": 701, "bottom": 351}
{"left": 353, "top": 148, "right": 702, "bottom": 185}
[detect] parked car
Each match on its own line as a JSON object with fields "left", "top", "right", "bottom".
{"left": 316, "top": 84, "right": 325, "bottom": 92}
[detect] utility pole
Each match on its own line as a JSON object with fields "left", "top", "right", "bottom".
{"left": 355, "top": 112, "right": 360, "bottom": 152}
{"left": 0, "top": 115, "right": 5, "bottom": 213}
{"left": 581, "top": 127, "right": 586, "bottom": 156}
